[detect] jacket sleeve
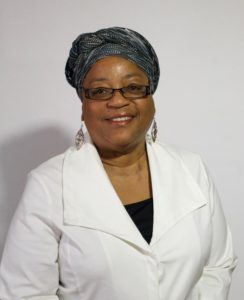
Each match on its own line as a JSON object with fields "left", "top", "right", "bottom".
{"left": 191, "top": 158, "right": 237, "bottom": 299}
{"left": 0, "top": 172, "right": 61, "bottom": 300}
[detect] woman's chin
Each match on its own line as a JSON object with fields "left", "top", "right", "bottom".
{"left": 103, "top": 136, "right": 145, "bottom": 153}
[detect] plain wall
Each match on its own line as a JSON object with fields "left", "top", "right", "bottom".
{"left": 0, "top": 0, "right": 243, "bottom": 298}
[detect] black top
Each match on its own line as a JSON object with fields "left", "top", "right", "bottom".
{"left": 124, "top": 198, "right": 153, "bottom": 244}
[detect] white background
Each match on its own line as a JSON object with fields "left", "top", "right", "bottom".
{"left": 0, "top": 0, "right": 243, "bottom": 298}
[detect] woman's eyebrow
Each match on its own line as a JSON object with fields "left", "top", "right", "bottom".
{"left": 88, "top": 77, "right": 108, "bottom": 84}
{"left": 124, "top": 73, "right": 145, "bottom": 79}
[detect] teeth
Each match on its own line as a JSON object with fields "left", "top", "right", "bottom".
{"left": 111, "top": 116, "right": 132, "bottom": 121}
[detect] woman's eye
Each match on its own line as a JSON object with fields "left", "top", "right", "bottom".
{"left": 126, "top": 85, "right": 145, "bottom": 93}
{"left": 93, "top": 88, "right": 108, "bottom": 95}
{"left": 128, "top": 85, "right": 141, "bottom": 91}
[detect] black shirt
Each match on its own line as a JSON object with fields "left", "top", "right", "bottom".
{"left": 124, "top": 198, "right": 153, "bottom": 244}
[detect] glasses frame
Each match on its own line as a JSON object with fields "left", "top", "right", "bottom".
{"left": 81, "top": 85, "right": 151, "bottom": 101}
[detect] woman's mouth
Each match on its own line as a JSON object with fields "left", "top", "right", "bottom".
{"left": 106, "top": 115, "right": 134, "bottom": 125}
{"left": 110, "top": 116, "right": 132, "bottom": 122}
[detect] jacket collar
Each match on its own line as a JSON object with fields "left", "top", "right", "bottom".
{"left": 62, "top": 135, "right": 207, "bottom": 252}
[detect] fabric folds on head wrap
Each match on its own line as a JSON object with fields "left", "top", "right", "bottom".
{"left": 65, "top": 27, "right": 160, "bottom": 94}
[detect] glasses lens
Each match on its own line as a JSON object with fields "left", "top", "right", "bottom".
{"left": 123, "top": 85, "right": 148, "bottom": 98}
{"left": 86, "top": 88, "right": 112, "bottom": 100}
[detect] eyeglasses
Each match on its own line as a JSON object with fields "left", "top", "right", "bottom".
{"left": 82, "top": 85, "right": 151, "bottom": 100}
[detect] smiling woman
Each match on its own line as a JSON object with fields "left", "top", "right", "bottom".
{"left": 82, "top": 56, "right": 155, "bottom": 157}
{"left": 0, "top": 27, "right": 237, "bottom": 300}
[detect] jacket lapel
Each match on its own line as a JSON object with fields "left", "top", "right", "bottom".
{"left": 62, "top": 137, "right": 149, "bottom": 251}
{"left": 62, "top": 137, "right": 207, "bottom": 251}
{"left": 147, "top": 142, "right": 207, "bottom": 246}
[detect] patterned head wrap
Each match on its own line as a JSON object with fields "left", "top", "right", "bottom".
{"left": 65, "top": 27, "right": 160, "bottom": 94}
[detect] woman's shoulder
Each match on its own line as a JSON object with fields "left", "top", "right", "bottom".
{"left": 29, "top": 147, "right": 74, "bottom": 183}
{"left": 153, "top": 141, "right": 203, "bottom": 164}
{"left": 152, "top": 141, "right": 209, "bottom": 183}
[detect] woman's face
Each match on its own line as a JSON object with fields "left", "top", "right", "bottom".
{"left": 81, "top": 56, "right": 155, "bottom": 153}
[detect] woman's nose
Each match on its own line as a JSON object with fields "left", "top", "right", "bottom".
{"left": 106, "top": 90, "right": 130, "bottom": 108}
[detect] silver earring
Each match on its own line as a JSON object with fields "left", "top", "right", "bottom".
{"left": 151, "top": 119, "right": 158, "bottom": 142}
{"left": 75, "top": 123, "right": 84, "bottom": 150}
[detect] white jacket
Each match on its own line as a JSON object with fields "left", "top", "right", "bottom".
{"left": 0, "top": 138, "right": 237, "bottom": 300}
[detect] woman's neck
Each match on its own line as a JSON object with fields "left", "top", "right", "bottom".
{"left": 98, "top": 141, "right": 147, "bottom": 169}
{"left": 98, "top": 140, "right": 152, "bottom": 203}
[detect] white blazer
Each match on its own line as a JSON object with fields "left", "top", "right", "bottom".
{"left": 0, "top": 137, "right": 237, "bottom": 300}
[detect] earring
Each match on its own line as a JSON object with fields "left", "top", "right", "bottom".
{"left": 151, "top": 119, "right": 158, "bottom": 142}
{"left": 75, "top": 123, "right": 85, "bottom": 150}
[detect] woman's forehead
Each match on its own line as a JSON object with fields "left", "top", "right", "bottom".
{"left": 83, "top": 56, "right": 149, "bottom": 84}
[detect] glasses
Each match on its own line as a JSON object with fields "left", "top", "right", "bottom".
{"left": 82, "top": 85, "right": 151, "bottom": 100}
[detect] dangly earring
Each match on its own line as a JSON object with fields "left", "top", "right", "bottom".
{"left": 151, "top": 118, "right": 158, "bottom": 142}
{"left": 146, "top": 118, "right": 158, "bottom": 144}
{"left": 75, "top": 122, "right": 85, "bottom": 150}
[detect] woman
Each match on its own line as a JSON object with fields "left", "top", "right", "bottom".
{"left": 0, "top": 27, "right": 237, "bottom": 299}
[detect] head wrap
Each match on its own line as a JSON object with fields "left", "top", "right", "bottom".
{"left": 65, "top": 27, "right": 160, "bottom": 94}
